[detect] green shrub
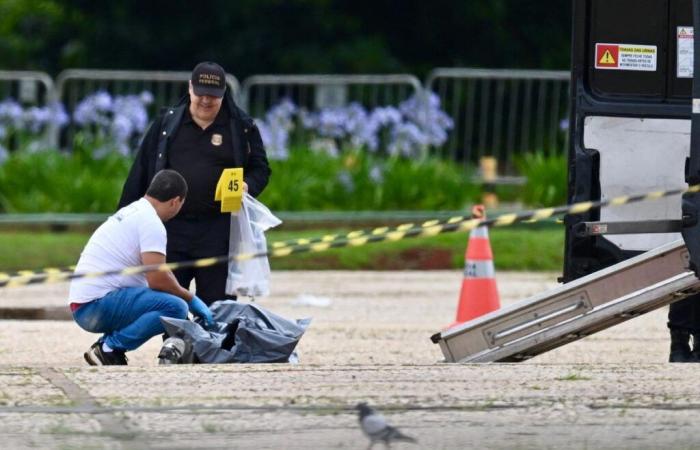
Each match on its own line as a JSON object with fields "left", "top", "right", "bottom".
{"left": 516, "top": 152, "right": 568, "bottom": 207}
{"left": 0, "top": 146, "right": 479, "bottom": 213}
{"left": 0, "top": 146, "right": 571, "bottom": 213}
{"left": 258, "top": 148, "right": 480, "bottom": 210}
{"left": 0, "top": 146, "right": 130, "bottom": 213}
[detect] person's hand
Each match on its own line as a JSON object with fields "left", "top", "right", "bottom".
{"left": 243, "top": 181, "right": 248, "bottom": 192}
{"left": 189, "top": 295, "right": 215, "bottom": 329}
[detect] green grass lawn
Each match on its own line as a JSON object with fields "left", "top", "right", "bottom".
{"left": 0, "top": 224, "right": 564, "bottom": 273}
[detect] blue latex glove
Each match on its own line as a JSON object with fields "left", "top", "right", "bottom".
{"left": 189, "top": 295, "right": 215, "bottom": 329}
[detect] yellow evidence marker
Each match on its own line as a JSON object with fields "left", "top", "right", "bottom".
{"left": 215, "top": 168, "right": 244, "bottom": 212}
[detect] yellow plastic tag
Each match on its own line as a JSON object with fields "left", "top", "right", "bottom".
{"left": 215, "top": 168, "right": 244, "bottom": 212}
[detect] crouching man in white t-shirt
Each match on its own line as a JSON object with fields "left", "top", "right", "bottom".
{"left": 69, "top": 169, "right": 215, "bottom": 365}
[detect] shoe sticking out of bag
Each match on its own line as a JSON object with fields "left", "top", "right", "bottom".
{"left": 84, "top": 341, "right": 128, "bottom": 366}
{"left": 158, "top": 337, "right": 186, "bottom": 364}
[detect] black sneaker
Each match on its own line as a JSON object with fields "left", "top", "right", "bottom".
{"left": 669, "top": 349, "right": 698, "bottom": 363}
{"left": 84, "top": 341, "right": 128, "bottom": 366}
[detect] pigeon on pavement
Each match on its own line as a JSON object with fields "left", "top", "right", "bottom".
{"left": 355, "top": 402, "right": 417, "bottom": 449}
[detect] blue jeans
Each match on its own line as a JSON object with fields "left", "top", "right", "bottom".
{"left": 73, "top": 287, "right": 188, "bottom": 351}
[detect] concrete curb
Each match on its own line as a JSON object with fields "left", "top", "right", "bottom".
{"left": 0, "top": 306, "right": 71, "bottom": 320}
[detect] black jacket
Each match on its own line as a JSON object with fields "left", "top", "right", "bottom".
{"left": 117, "top": 91, "right": 271, "bottom": 208}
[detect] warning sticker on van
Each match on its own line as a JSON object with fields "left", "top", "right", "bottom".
{"left": 677, "top": 27, "right": 693, "bottom": 78}
{"left": 594, "top": 43, "right": 657, "bottom": 71}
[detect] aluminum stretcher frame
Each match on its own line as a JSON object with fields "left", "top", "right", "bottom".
{"left": 432, "top": 240, "right": 700, "bottom": 363}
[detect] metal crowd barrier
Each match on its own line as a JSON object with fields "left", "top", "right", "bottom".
{"left": 0, "top": 71, "right": 56, "bottom": 149}
{"left": 239, "top": 74, "right": 422, "bottom": 117}
{"left": 0, "top": 71, "right": 54, "bottom": 105}
{"left": 425, "top": 68, "right": 570, "bottom": 170}
{"left": 54, "top": 69, "right": 241, "bottom": 146}
{"left": 55, "top": 69, "right": 240, "bottom": 110}
{"left": 0, "top": 68, "right": 572, "bottom": 171}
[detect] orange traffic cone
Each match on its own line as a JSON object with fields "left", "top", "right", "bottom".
{"left": 448, "top": 205, "right": 500, "bottom": 328}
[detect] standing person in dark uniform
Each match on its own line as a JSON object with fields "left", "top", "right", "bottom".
{"left": 118, "top": 62, "right": 271, "bottom": 304}
{"left": 668, "top": 295, "right": 700, "bottom": 362}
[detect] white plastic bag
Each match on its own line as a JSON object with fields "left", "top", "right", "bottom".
{"left": 226, "top": 192, "right": 282, "bottom": 298}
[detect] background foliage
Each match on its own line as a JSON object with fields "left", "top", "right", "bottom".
{"left": 0, "top": 140, "right": 131, "bottom": 213}
{"left": 0, "top": 146, "right": 486, "bottom": 213}
{"left": 0, "top": 89, "right": 568, "bottom": 213}
{"left": 258, "top": 148, "right": 481, "bottom": 211}
{"left": 0, "top": 1, "right": 572, "bottom": 76}
{"left": 516, "top": 152, "right": 568, "bottom": 207}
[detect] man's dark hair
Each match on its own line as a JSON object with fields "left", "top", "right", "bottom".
{"left": 146, "top": 169, "right": 188, "bottom": 202}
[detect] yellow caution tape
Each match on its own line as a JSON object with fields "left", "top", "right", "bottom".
{"left": 0, "top": 184, "right": 696, "bottom": 289}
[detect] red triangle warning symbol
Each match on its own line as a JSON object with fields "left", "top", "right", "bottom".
{"left": 599, "top": 50, "right": 615, "bottom": 65}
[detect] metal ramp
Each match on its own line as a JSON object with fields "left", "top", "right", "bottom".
{"left": 431, "top": 240, "right": 700, "bottom": 363}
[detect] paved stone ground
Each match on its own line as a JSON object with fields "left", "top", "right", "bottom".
{"left": 0, "top": 271, "right": 694, "bottom": 449}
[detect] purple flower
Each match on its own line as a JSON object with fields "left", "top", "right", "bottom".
{"left": 0, "top": 99, "right": 24, "bottom": 128}
{"left": 113, "top": 95, "right": 149, "bottom": 133}
{"left": 256, "top": 121, "right": 272, "bottom": 149}
{"left": 73, "top": 91, "right": 152, "bottom": 154}
{"left": 358, "top": 106, "right": 402, "bottom": 151}
{"left": 388, "top": 122, "right": 430, "bottom": 158}
{"left": 255, "top": 99, "right": 297, "bottom": 160}
{"left": 92, "top": 145, "right": 113, "bottom": 160}
{"left": 114, "top": 142, "right": 130, "bottom": 157}
{"left": 342, "top": 103, "right": 368, "bottom": 133}
{"left": 300, "top": 103, "right": 366, "bottom": 141}
{"left": 369, "top": 164, "right": 384, "bottom": 183}
{"left": 19, "top": 102, "right": 70, "bottom": 133}
{"left": 139, "top": 91, "right": 154, "bottom": 105}
{"left": 310, "top": 138, "right": 339, "bottom": 158}
{"left": 267, "top": 99, "right": 296, "bottom": 122}
{"left": 300, "top": 102, "right": 395, "bottom": 153}
{"left": 23, "top": 140, "right": 46, "bottom": 154}
{"left": 342, "top": 103, "right": 372, "bottom": 149}
{"left": 24, "top": 106, "right": 51, "bottom": 133}
{"left": 49, "top": 102, "right": 69, "bottom": 128}
{"left": 250, "top": 92, "right": 454, "bottom": 160}
{"left": 370, "top": 106, "right": 402, "bottom": 127}
{"left": 298, "top": 107, "right": 314, "bottom": 129}
{"left": 265, "top": 99, "right": 296, "bottom": 135}
{"left": 337, "top": 170, "right": 354, "bottom": 193}
{"left": 399, "top": 90, "right": 453, "bottom": 147}
{"left": 256, "top": 120, "right": 289, "bottom": 160}
{"left": 74, "top": 92, "right": 112, "bottom": 126}
{"left": 315, "top": 109, "right": 348, "bottom": 138}
{"left": 111, "top": 114, "right": 133, "bottom": 142}
{"left": 93, "top": 91, "right": 113, "bottom": 112}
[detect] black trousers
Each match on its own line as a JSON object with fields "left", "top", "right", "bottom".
{"left": 668, "top": 293, "right": 700, "bottom": 333}
{"left": 166, "top": 214, "right": 236, "bottom": 305}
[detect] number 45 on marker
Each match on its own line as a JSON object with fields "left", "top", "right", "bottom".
{"left": 215, "top": 168, "right": 244, "bottom": 212}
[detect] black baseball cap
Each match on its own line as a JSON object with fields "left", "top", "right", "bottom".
{"left": 191, "top": 62, "right": 226, "bottom": 98}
